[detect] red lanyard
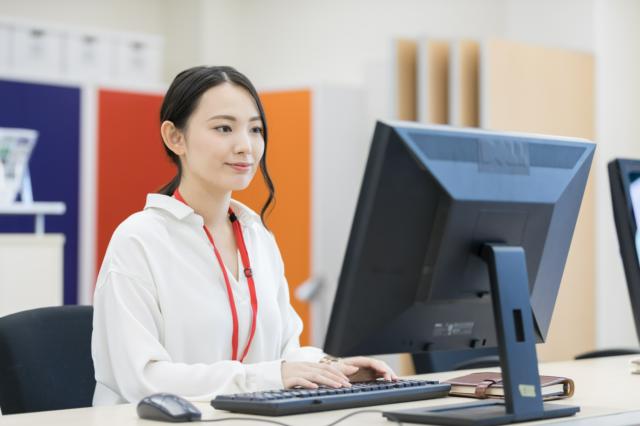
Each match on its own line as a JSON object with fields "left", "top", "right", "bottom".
{"left": 174, "top": 189, "right": 258, "bottom": 362}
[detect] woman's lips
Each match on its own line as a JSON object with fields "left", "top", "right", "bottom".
{"left": 227, "top": 162, "right": 253, "bottom": 172}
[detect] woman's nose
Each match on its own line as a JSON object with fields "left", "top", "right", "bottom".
{"left": 234, "top": 132, "right": 252, "bottom": 154}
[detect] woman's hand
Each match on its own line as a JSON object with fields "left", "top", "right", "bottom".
{"left": 338, "top": 356, "right": 398, "bottom": 381}
{"left": 281, "top": 361, "right": 358, "bottom": 389}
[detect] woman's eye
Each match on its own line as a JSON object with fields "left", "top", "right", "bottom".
{"left": 251, "top": 126, "right": 263, "bottom": 134}
{"left": 214, "top": 125, "right": 232, "bottom": 133}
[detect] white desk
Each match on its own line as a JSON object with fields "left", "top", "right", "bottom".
{"left": 2, "top": 355, "right": 639, "bottom": 425}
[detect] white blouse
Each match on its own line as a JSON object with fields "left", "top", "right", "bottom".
{"left": 91, "top": 194, "right": 324, "bottom": 405}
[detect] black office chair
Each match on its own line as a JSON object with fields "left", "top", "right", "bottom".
{"left": 0, "top": 306, "right": 95, "bottom": 414}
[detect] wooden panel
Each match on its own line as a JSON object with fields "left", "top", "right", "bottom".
{"left": 481, "top": 39, "right": 595, "bottom": 361}
{"left": 234, "top": 90, "right": 312, "bottom": 346}
{"left": 418, "top": 39, "right": 449, "bottom": 124}
{"left": 393, "top": 39, "right": 418, "bottom": 121}
{"left": 449, "top": 39, "right": 479, "bottom": 127}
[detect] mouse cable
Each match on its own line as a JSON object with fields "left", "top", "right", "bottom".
{"left": 200, "top": 409, "right": 402, "bottom": 426}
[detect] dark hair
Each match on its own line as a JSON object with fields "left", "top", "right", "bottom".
{"left": 158, "top": 66, "right": 275, "bottom": 226}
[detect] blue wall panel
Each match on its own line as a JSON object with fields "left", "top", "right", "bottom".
{"left": 0, "top": 80, "right": 81, "bottom": 304}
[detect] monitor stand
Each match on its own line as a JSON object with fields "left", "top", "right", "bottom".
{"left": 383, "top": 244, "right": 580, "bottom": 426}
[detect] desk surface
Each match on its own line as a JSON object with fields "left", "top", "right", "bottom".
{"left": 2, "top": 355, "right": 639, "bottom": 425}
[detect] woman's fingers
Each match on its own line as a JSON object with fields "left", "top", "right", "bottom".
{"left": 311, "top": 364, "right": 350, "bottom": 387}
{"left": 316, "top": 363, "right": 351, "bottom": 382}
{"left": 282, "top": 359, "right": 399, "bottom": 390}
{"left": 282, "top": 362, "right": 354, "bottom": 389}
{"left": 285, "top": 377, "right": 318, "bottom": 389}
{"left": 303, "top": 371, "right": 345, "bottom": 388}
{"left": 343, "top": 356, "right": 398, "bottom": 380}
{"left": 335, "top": 362, "right": 359, "bottom": 376}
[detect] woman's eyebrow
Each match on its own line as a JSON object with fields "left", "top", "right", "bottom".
{"left": 207, "top": 114, "right": 236, "bottom": 121}
{"left": 207, "top": 115, "right": 262, "bottom": 122}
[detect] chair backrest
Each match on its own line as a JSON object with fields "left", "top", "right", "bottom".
{"left": 0, "top": 306, "right": 95, "bottom": 414}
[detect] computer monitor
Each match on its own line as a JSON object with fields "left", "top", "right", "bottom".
{"left": 608, "top": 159, "right": 640, "bottom": 343}
{"left": 324, "top": 121, "right": 594, "bottom": 425}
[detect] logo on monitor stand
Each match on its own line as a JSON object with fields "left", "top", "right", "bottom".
{"left": 433, "top": 322, "right": 474, "bottom": 337}
{"left": 518, "top": 384, "right": 537, "bottom": 398}
{"left": 478, "top": 138, "right": 530, "bottom": 175}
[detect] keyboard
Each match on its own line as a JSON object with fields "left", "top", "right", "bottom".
{"left": 210, "top": 379, "right": 451, "bottom": 416}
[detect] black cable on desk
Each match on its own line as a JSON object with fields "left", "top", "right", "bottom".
{"left": 200, "top": 409, "right": 401, "bottom": 426}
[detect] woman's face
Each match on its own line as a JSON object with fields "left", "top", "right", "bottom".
{"left": 180, "top": 83, "right": 265, "bottom": 193}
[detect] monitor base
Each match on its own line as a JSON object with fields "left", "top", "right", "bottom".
{"left": 383, "top": 400, "right": 580, "bottom": 426}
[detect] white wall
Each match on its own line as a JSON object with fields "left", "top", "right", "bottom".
{"left": 0, "top": 0, "right": 165, "bottom": 34}
{"left": 201, "top": 0, "right": 506, "bottom": 88}
{"left": 594, "top": 0, "right": 640, "bottom": 349}
{"left": 504, "top": 0, "right": 595, "bottom": 52}
{"left": 162, "top": 0, "right": 205, "bottom": 82}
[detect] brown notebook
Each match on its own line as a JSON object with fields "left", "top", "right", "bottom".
{"left": 444, "top": 372, "right": 575, "bottom": 401}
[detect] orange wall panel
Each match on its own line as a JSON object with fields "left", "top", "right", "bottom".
{"left": 235, "top": 90, "right": 312, "bottom": 345}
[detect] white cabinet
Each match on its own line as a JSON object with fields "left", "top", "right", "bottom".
{"left": 64, "top": 31, "right": 112, "bottom": 81}
{"left": 0, "top": 18, "right": 164, "bottom": 85}
{"left": 112, "top": 34, "right": 163, "bottom": 84}
{"left": 13, "top": 25, "right": 64, "bottom": 77}
{"left": 0, "top": 234, "right": 65, "bottom": 317}
{"left": 0, "top": 22, "right": 13, "bottom": 71}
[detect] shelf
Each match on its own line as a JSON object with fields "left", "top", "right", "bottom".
{"left": 0, "top": 202, "right": 66, "bottom": 215}
{"left": 0, "top": 202, "right": 66, "bottom": 234}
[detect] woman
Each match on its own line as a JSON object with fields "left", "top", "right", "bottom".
{"left": 91, "top": 66, "right": 396, "bottom": 405}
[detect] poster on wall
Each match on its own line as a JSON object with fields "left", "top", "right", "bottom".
{"left": 0, "top": 79, "right": 81, "bottom": 304}
{"left": 0, "top": 127, "right": 38, "bottom": 205}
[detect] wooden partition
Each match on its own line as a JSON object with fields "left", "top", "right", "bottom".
{"left": 449, "top": 39, "right": 479, "bottom": 127}
{"left": 480, "top": 38, "right": 595, "bottom": 361}
{"left": 417, "top": 38, "right": 450, "bottom": 124}
{"left": 392, "top": 39, "right": 418, "bottom": 121}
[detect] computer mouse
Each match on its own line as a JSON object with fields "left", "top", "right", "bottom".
{"left": 137, "top": 393, "right": 202, "bottom": 422}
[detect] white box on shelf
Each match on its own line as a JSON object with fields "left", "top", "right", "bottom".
{"left": 64, "top": 30, "right": 112, "bottom": 82}
{"left": 0, "top": 22, "right": 13, "bottom": 71}
{"left": 112, "top": 34, "right": 163, "bottom": 84}
{"left": 13, "top": 24, "right": 64, "bottom": 78}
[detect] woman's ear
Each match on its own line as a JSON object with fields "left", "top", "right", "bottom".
{"left": 161, "top": 120, "right": 186, "bottom": 156}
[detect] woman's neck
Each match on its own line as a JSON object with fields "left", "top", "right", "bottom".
{"left": 176, "top": 177, "right": 231, "bottom": 230}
